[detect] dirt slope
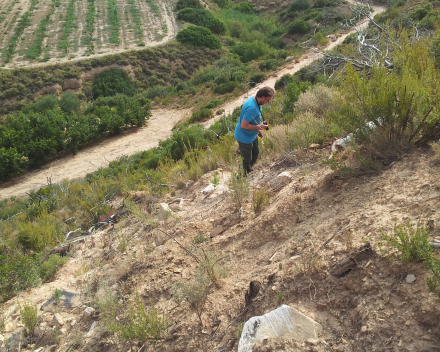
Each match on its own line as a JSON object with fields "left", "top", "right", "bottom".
{"left": 1, "top": 147, "right": 439, "bottom": 352}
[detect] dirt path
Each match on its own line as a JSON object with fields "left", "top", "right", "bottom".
{"left": 0, "top": 2, "right": 386, "bottom": 199}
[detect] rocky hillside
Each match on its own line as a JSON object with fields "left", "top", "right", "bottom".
{"left": 1, "top": 146, "right": 440, "bottom": 352}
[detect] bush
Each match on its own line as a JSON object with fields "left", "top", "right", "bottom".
{"left": 59, "top": 92, "right": 80, "bottom": 114}
{"left": 214, "top": 0, "right": 230, "bottom": 8}
{"left": 287, "top": 19, "right": 311, "bottom": 34}
{"left": 229, "top": 169, "right": 250, "bottom": 209}
{"left": 206, "top": 18, "right": 227, "bottom": 35}
{"left": 0, "top": 256, "right": 41, "bottom": 302}
{"left": 19, "top": 302, "right": 38, "bottom": 336}
{"left": 249, "top": 73, "right": 266, "bottom": 87}
{"left": 189, "top": 108, "right": 213, "bottom": 123}
{"left": 259, "top": 59, "right": 278, "bottom": 71}
{"left": 234, "top": 2, "right": 253, "bottom": 13}
{"left": 274, "top": 73, "right": 296, "bottom": 91}
{"left": 213, "top": 81, "right": 239, "bottom": 94}
{"left": 40, "top": 254, "right": 68, "bottom": 281}
{"left": 109, "top": 293, "right": 168, "bottom": 343}
{"left": 203, "top": 99, "right": 223, "bottom": 109}
{"left": 176, "top": 26, "right": 222, "bottom": 49}
{"left": 176, "top": 0, "right": 202, "bottom": 10}
{"left": 231, "top": 40, "right": 271, "bottom": 62}
{"left": 289, "top": 0, "right": 310, "bottom": 12}
{"left": 286, "top": 111, "right": 332, "bottom": 148}
{"left": 294, "top": 84, "right": 339, "bottom": 117}
{"left": 92, "top": 69, "right": 135, "bottom": 99}
{"left": 252, "top": 187, "right": 270, "bottom": 213}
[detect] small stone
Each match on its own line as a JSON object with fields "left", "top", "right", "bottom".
{"left": 306, "top": 338, "right": 319, "bottom": 345}
{"left": 173, "top": 268, "right": 182, "bottom": 274}
{"left": 83, "top": 307, "right": 95, "bottom": 318}
{"left": 213, "top": 185, "right": 229, "bottom": 194}
{"left": 0, "top": 334, "right": 4, "bottom": 346}
{"left": 405, "top": 321, "right": 411, "bottom": 326}
{"left": 309, "top": 143, "right": 320, "bottom": 150}
{"left": 158, "top": 203, "right": 172, "bottom": 221}
{"left": 406, "top": 274, "right": 416, "bottom": 283}
{"left": 210, "top": 225, "right": 226, "bottom": 238}
{"left": 33, "top": 347, "right": 44, "bottom": 352}
{"left": 60, "top": 328, "right": 67, "bottom": 334}
{"left": 361, "top": 326, "right": 368, "bottom": 333}
{"left": 52, "top": 313, "right": 64, "bottom": 326}
{"left": 202, "top": 184, "right": 216, "bottom": 194}
{"left": 342, "top": 338, "right": 348, "bottom": 344}
{"left": 289, "top": 255, "right": 301, "bottom": 260}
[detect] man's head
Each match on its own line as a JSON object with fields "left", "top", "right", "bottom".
{"left": 255, "top": 86, "right": 275, "bottom": 105}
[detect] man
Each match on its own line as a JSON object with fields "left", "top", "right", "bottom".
{"left": 234, "top": 86, "right": 275, "bottom": 174}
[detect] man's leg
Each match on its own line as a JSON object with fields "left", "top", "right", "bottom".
{"left": 250, "top": 138, "right": 259, "bottom": 168}
{"left": 238, "top": 141, "right": 253, "bottom": 174}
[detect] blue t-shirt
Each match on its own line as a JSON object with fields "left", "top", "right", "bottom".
{"left": 234, "top": 96, "right": 262, "bottom": 144}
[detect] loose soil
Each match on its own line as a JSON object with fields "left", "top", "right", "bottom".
{"left": 1, "top": 148, "right": 439, "bottom": 352}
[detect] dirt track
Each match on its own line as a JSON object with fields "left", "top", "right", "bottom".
{"left": 0, "top": 2, "right": 385, "bottom": 199}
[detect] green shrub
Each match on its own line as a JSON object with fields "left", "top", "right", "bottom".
{"left": 234, "top": 2, "right": 253, "bottom": 13}
{"left": 19, "top": 302, "right": 38, "bottom": 336}
{"left": 40, "top": 254, "right": 68, "bottom": 281}
{"left": 59, "top": 92, "right": 80, "bottom": 114}
{"left": 231, "top": 40, "right": 271, "bottom": 62}
{"left": 0, "top": 256, "right": 41, "bottom": 302}
{"left": 214, "top": 0, "right": 230, "bottom": 8}
{"left": 110, "top": 293, "right": 168, "bottom": 343}
{"left": 289, "top": 0, "right": 310, "bottom": 12}
{"left": 252, "top": 187, "right": 270, "bottom": 213}
{"left": 92, "top": 69, "right": 135, "bottom": 99}
{"left": 229, "top": 169, "right": 250, "bottom": 209}
{"left": 176, "top": 26, "right": 222, "bottom": 49}
{"left": 287, "top": 19, "right": 311, "bottom": 34}
{"left": 206, "top": 18, "right": 227, "bottom": 35}
{"left": 176, "top": 0, "right": 203, "bottom": 10}
{"left": 189, "top": 108, "right": 213, "bottom": 123}
{"left": 249, "top": 73, "right": 266, "bottom": 87}
{"left": 259, "top": 59, "right": 278, "bottom": 71}
{"left": 274, "top": 73, "right": 296, "bottom": 91}
{"left": 213, "top": 81, "right": 238, "bottom": 94}
{"left": 380, "top": 221, "right": 432, "bottom": 262}
{"left": 203, "top": 99, "right": 223, "bottom": 109}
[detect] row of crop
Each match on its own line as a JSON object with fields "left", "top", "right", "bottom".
{"left": 146, "top": 0, "right": 160, "bottom": 16}
{"left": 128, "top": 0, "right": 144, "bottom": 44}
{"left": 107, "top": 0, "right": 120, "bottom": 45}
{"left": 0, "top": 0, "right": 19, "bottom": 25}
{"left": 82, "top": 0, "right": 96, "bottom": 54}
{"left": 3, "top": 0, "right": 39, "bottom": 63}
{"left": 58, "top": 0, "right": 78, "bottom": 55}
{"left": 26, "top": 0, "right": 60, "bottom": 60}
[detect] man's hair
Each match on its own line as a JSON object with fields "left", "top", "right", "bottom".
{"left": 256, "top": 86, "right": 275, "bottom": 98}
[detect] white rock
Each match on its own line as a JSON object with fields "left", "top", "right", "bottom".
{"left": 84, "top": 321, "right": 97, "bottom": 337}
{"left": 269, "top": 172, "right": 292, "bottom": 190}
{"left": 52, "top": 313, "right": 64, "bottom": 326}
{"left": 83, "top": 307, "right": 95, "bottom": 318}
{"left": 60, "top": 328, "right": 67, "bottom": 334}
{"left": 158, "top": 203, "right": 172, "bottom": 221}
{"left": 285, "top": 56, "right": 294, "bottom": 62}
{"left": 213, "top": 185, "right": 229, "bottom": 194}
{"left": 237, "top": 305, "right": 322, "bottom": 352}
{"left": 70, "top": 319, "right": 77, "bottom": 327}
{"left": 202, "top": 184, "right": 216, "bottom": 194}
{"left": 33, "top": 347, "right": 44, "bottom": 352}
{"left": 0, "top": 334, "right": 4, "bottom": 347}
{"left": 406, "top": 274, "right": 416, "bottom": 283}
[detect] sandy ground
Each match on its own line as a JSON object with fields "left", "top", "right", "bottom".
{"left": 0, "top": 2, "right": 385, "bottom": 199}
{"left": 1, "top": 148, "right": 439, "bottom": 352}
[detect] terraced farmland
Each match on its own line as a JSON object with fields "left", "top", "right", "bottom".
{"left": 0, "top": 0, "right": 178, "bottom": 68}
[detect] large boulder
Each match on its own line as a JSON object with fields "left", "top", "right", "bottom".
{"left": 238, "top": 305, "right": 322, "bottom": 352}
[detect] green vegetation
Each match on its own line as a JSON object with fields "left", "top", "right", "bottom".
{"left": 3, "top": 0, "right": 39, "bottom": 63}
{"left": 92, "top": 69, "right": 135, "bottom": 98}
{"left": 146, "top": 0, "right": 159, "bottom": 14}
{"left": 107, "top": 0, "right": 120, "bottom": 45}
{"left": 176, "top": 25, "right": 222, "bottom": 49}
{"left": 177, "top": 8, "right": 226, "bottom": 34}
{"left": 381, "top": 221, "right": 440, "bottom": 299}
{"left": 0, "top": 0, "right": 19, "bottom": 24}
{"left": 19, "top": 302, "right": 38, "bottom": 335}
{"left": 128, "top": 0, "right": 144, "bottom": 43}
{"left": 27, "top": 0, "right": 56, "bottom": 60}
{"left": 41, "top": 254, "right": 68, "bottom": 281}
{"left": 58, "top": 0, "right": 78, "bottom": 55}
{"left": 83, "top": 0, "right": 96, "bottom": 53}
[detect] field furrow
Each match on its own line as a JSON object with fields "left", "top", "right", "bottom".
{"left": 44, "top": 0, "right": 69, "bottom": 60}
{"left": 0, "top": 0, "right": 179, "bottom": 67}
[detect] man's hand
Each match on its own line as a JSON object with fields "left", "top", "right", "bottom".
{"left": 258, "top": 130, "right": 264, "bottom": 138}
